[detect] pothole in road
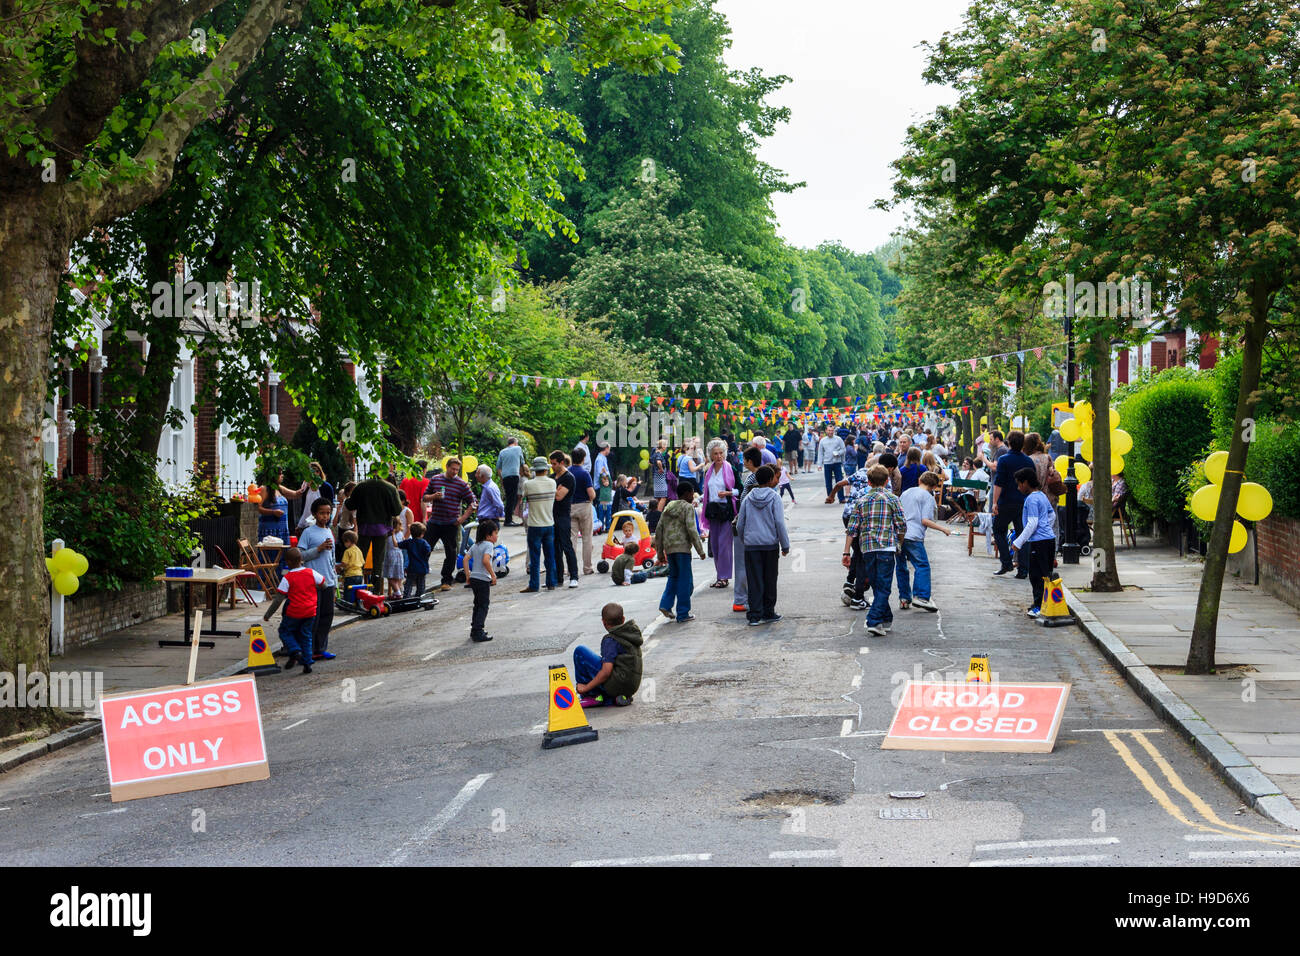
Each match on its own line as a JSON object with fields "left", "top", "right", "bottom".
{"left": 742, "top": 788, "right": 846, "bottom": 810}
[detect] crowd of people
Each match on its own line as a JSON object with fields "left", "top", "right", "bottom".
{"left": 250, "top": 412, "right": 1104, "bottom": 691}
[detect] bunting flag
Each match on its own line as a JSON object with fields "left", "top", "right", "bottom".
{"left": 492, "top": 342, "right": 1063, "bottom": 394}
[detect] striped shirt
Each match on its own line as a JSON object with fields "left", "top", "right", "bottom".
{"left": 845, "top": 487, "right": 906, "bottom": 553}
{"left": 427, "top": 474, "right": 476, "bottom": 525}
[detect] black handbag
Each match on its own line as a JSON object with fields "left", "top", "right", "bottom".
{"left": 704, "top": 499, "right": 732, "bottom": 523}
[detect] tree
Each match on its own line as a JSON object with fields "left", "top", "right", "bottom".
{"left": 567, "top": 172, "right": 772, "bottom": 382}
{"left": 0, "top": 0, "right": 678, "bottom": 735}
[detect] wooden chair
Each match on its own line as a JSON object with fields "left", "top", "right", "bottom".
{"left": 1113, "top": 493, "right": 1137, "bottom": 549}
{"left": 238, "top": 538, "right": 279, "bottom": 593}
{"left": 215, "top": 545, "right": 261, "bottom": 607}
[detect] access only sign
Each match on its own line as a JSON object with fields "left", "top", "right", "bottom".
{"left": 882, "top": 681, "right": 1071, "bottom": 753}
{"left": 99, "top": 675, "right": 270, "bottom": 801}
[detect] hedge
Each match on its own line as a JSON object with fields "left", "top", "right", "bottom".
{"left": 1117, "top": 371, "right": 1215, "bottom": 524}
{"left": 1246, "top": 418, "right": 1300, "bottom": 520}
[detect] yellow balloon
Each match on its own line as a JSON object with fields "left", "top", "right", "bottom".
{"left": 741, "top": 431, "right": 752, "bottom": 441}
{"left": 67, "top": 550, "right": 89, "bottom": 577}
{"left": 1059, "top": 418, "right": 1080, "bottom": 442}
{"left": 1080, "top": 437, "right": 1093, "bottom": 461}
{"left": 1111, "top": 453, "right": 1125, "bottom": 475}
{"left": 461, "top": 455, "right": 479, "bottom": 474}
{"left": 1112, "top": 428, "right": 1133, "bottom": 456}
{"left": 1108, "top": 406, "right": 1120, "bottom": 430}
{"left": 45, "top": 556, "right": 57, "bottom": 575}
{"left": 1075, "top": 463, "right": 1092, "bottom": 485}
{"left": 1073, "top": 400, "right": 1093, "bottom": 422}
{"left": 1204, "top": 450, "right": 1228, "bottom": 486}
{"left": 1191, "top": 483, "right": 1220, "bottom": 522}
{"left": 1228, "top": 520, "right": 1248, "bottom": 554}
{"left": 51, "top": 548, "right": 79, "bottom": 574}
{"left": 1236, "top": 482, "right": 1273, "bottom": 522}
{"left": 53, "top": 571, "right": 79, "bottom": 596}
{"left": 439, "top": 455, "right": 452, "bottom": 472}
{"left": 1053, "top": 455, "right": 1070, "bottom": 475}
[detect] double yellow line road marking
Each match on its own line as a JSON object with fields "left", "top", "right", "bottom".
{"left": 1104, "top": 730, "right": 1300, "bottom": 848}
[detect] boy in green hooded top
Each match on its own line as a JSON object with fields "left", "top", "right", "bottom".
{"left": 574, "top": 603, "right": 644, "bottom": 707}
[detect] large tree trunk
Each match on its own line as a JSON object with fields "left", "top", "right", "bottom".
{"left": 1089, "top": 335, "right": 1122, "bottom": 592}
{"left": 1187, "top": 289, "right": 1272, "bottom": 674}
{"left": 0, "top": 197, "right": 70, "bottom": 735}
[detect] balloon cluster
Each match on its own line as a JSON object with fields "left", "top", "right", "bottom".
{"left": 1058, "top": 400, "right": 1132, "bottom": 476}
{"left": 440, "top": 455, "right": 480, "bottom": 474}
{"left": 46, "top": 546, "right": 89, "bottom": 596}
{"left": 639, "top": 448, "right": 650, "bottom": 469}
{"left": 1189, "top": 451, "right": 1273, "bottom": 554}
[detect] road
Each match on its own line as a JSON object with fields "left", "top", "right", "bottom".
{"left": 2, "top": 469, "right": 1298, "bottom": 867}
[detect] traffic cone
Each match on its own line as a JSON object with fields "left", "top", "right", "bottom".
{"left": 966, "top": 653, "right": 990, "bottom": 683}
{"left": 542, "top": 663, "right": 598, "bottom": 750}
{"left": 240, "top": 625, "right": 282, "bottom": 675}
{"left": 1037, "top": 576, "right": 1076, "bottom": 628}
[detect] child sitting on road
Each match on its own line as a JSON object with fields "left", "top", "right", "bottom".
{"left": 340, "top": 530, "right": 364, "bottom": 594}
{"left": 611, "top": 539, "right": 647, "bottom": 585}
{"left": 465, "top": 519, "right": 498, "bottom": 643}
{"left": 573, "top": 602, "right": 644, "bottom": 707}
{"left": 397, "top": 521, "right": 433, "bottom": 598}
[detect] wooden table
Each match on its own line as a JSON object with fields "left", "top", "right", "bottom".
{"left": 154, "top": 569, "right": 248, "bottom": 648}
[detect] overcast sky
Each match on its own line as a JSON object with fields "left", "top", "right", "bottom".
{"left": 714, "top": 0, "right": 973, "bottom": 256}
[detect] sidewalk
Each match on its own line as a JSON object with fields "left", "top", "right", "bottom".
{"left": 1058, "top": 540, "right": 1300, "bottom": 830}
{"left": 1, "top": 530, "right": 531, "bottom": 771}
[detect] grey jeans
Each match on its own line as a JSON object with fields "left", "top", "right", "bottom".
{"left": 732, "top": 531, "right": 747, "bottom": 607}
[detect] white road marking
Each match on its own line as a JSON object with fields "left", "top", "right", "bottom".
{"left": 284, "top": 719, "right": 308, "bottom": 730}
{"left": 1189, "top": 850, "right": 1300, "bottom": 860}
{"left": 422, "top": 650, "right": 442, "bottom": 661}
{"left": 571, "top": 853, "right": 712, "bottom": 867}
{"left": 975, "top": 838, "right": 1119, "bottom": 851}
{"left": 387, "top": 772, "right": 493, "bottom": 866}
{"left": 79, "top": 807, "right": 127, "bottom": 819}
{"left": 93, "top": 792, "right": 110, "bottom": 797}
{"left": 361, "top": 682, "right": 384, "bottom": 692}
{"left": 1183, "top": 834, "right": 1254, "bottom": 842}
{"left": 1071, "top": 728, "right": 1165, "bottom": 733}
{"left": 644, "top": 638, "right": 660, "bottom": 653}
{"left": 529, "top": 723, "right": 545, "bottom": 734}
{"left": 0, "top": 807, "right": 9, "bottom": 812}
{"left": 858, "top": 647, "right": 869, "bottom": 655}
{"left": 769, "top": 849, "right": 838, "bottom": 860}
{"left": 850, "top": 675, "right": 862, "bottom": 689}
{"left": 970, "top": 854, "right": 1108, "bottom": 867}
{"left": 840, "top": 719, "right": 854, "bottom": 737}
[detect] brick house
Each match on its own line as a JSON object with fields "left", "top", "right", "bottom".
{"left": 1112, "top": 328, "right": 1218, "bottom": 389}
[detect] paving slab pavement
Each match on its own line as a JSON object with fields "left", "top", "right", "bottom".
{"left": 1058, "top": 539, "right": 1300, "bottom": 827}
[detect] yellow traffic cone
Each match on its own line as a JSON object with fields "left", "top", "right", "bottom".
{"left": 966, "top": 653, "right": 990, "bottom": 683}
{"left": 542, "top": 663, "right": 598, "bottom": 750}
{"left": 240, "top": 624, "right": 282, "bottom": 675}
{"left": 1038, "top": 576, "right": 1076, "bottom": 628}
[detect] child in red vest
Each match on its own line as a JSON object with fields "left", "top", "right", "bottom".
{"left": 272, "top": 547, "right": 323, "bottom": 673}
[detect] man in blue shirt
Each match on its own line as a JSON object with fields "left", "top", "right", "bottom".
{"left": 475, "top": 465, "right": 505, "bottom": 521}
{"left": 1012, "top": 467, "right": 1059, "bottom": 616}
{"left": 990, "top": 431, "right": 1035, "bottom": 578}
{"left": 497, "top": 437, "right": 525, "bottom": 526}
{"left": 297, "top": 498, "right": 339, "bottom": 660}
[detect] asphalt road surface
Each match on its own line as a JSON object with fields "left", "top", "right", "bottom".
{"left": 3, "top": 469, "right": 1297, "bottom": 867}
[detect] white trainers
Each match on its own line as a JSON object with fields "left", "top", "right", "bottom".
{"left": 567, "top": 580, "right": 579, "bottom": 588}
{"left": 911, "top": 597, "right": 938, "bottom": 612}
{"left": 866, "top": 624, "right": 887, "bottom": 637}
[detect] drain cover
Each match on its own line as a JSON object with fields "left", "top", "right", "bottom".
{"left": 889, "top": 791, "right": 926, "bottom": 800}
{"left": 880, "top": 807, "right": 931, "bottom": 820}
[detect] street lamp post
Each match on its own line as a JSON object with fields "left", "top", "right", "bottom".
{"left": 1061, "top": 312, "right": 1080, "bottom": 565}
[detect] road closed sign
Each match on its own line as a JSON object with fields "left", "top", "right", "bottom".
{"left": 99, "top": 676, "right": 270, "bottom": 801}
{"left": 882, "top": 681, "right": 1071, "bottom": 753}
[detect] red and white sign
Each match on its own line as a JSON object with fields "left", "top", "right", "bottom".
{"left": 882, "top": 681, "right": 1071, "bottom": 753}
{"left": 99, "top": 675, "right": 269, "bottom": 801}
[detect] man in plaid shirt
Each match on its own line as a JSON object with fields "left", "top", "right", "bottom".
{"left": 842, "top": 464, "right": 905, "bottom": 636}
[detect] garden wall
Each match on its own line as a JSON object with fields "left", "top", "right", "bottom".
{"left": 59, "top": 581, "right": 168, "bottom": 653}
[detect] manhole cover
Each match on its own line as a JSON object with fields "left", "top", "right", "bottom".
{"left": 889, "top": 791, "right": 926, "bottom": 800}
{"left": 879, "top": 807, "right": 931, "bottom": 820}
